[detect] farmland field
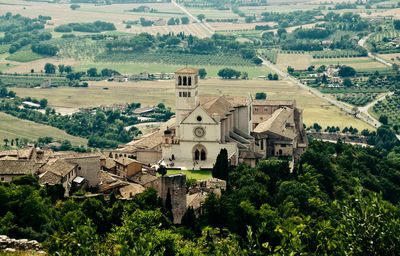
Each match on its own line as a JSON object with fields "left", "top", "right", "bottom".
{"left": 72, "top": 62, "right": 273, "bottom": 78}
{"left": 310, "top": 57, "right": 389, "bottom": 71}
{"left": 276, "top": 53, "right": 313, "bottom": 70}
{"left": 0, "top": 112, "right": 87, "bottom": 146}
{"left": 12, "top": 78, "right": 373, "bottom": 131}
{"left": 377, "top": 53, "right": 400, "bottom": 64}
{"left": 5, "top": 50, "right": 45, "bottom": 63}
{"left": 0, "top": 63, "right": 16, "bottom": 72}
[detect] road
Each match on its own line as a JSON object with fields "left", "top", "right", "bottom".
{"left": 358, "top": 34, "right": 393, "bottom": 67}
{"left": 358, "top": 92, "right": 393, "bottom": 127}
{"left": 258, "top": 56, "right": 381, "bottom": 128}
{"left": 173, "top": 5, "right": 391, "bottom": 132}
{"left": 171, "top": 0, "right": 215, "bottom": 36}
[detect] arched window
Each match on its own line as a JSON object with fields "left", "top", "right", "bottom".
{"left": 188, "top": 76, "right": 192, "bottom": 85}
{"left": 193, "top": 144, "right": 207, "bottom": 161}
{"left": 178, "top": 76, "right": 182, "bottom": 85}
{"left": 183, "top": 76, "right": 187, "bottom": 85}
{"left": 201, "top": 150, "right": 206, "bottom": 161}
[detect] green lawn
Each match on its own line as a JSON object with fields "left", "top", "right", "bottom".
{"left": 73, "top": 62, "right": 275, "bottom": 78}
{"left": 165, "top": 169, "right": 212, "bottom": 180}
{"left": 0, "top": 112, "right": 87, "bottom": 146}
{"left": 6, "top": 50, "right": 45, "bottom": 62}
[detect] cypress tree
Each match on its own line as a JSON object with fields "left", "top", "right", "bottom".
{"left": 212, "top": 148, "right": 229, "bottom": 181}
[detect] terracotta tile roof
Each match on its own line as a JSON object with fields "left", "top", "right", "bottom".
{"left": 125, "top": 118, "right": 176, "bottom": 150}
{"left": 114, "top": 157, "right": 140, "bottom": 166}
{"left": 0, "top": 150, "right": 18, "bottom": 158}
{"left": 130, "top": 172, "right": 158, "bottom": 186}
{"left": 119, "top": 183, "right": 145, "bottom": 199}
{"left": 201, "top": 96, "right": 235, "bottom": 119}
{"left": 39, "top": 159, "right": 77, "bottom": 177}
{"left": 39, "top": 171, "right": 61, "bottom": 185}
{"left": 0, "top": 160, "right": 38, "bottom": 175}
{"left": 175, "top": 67, "right": 199, "bottom": 74}
{"left": 199, "top": 95, "right": 248, "bottom": 108}
{"left": 99, "top": 170, "right": 116, "bottom": 184}
{"left": 103, "top": 158, "right": 116, "bottom": 170}
{"left": 187, "top": 192, "right": 207, "bottom": 210}
{"left": 253, "top": 108, "right": 296, "bottom": 139}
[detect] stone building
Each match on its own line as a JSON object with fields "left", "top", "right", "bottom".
{"left": 158, "top": 173, "right": 187, "bottom": 224}
{"left": 113, "top": 67, "right": 308, "bottom": 169}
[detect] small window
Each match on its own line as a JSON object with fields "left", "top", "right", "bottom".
{"left": 197, "top": 116, "right": 202, "bottom": 122}
{"left": 264, "top": 107, "right": 268, "bottom": 112}
{"left": 183, "top": 92, "right": 187, "bottom": 97}
{"left": 188, "top": 92, "right": 191, "bottom": 97}
{"left": 1, "top": 177, "right": 4, "bottom": 181}
{"left": 179, "top": 92, "right": 182, "bottom": 97}
{"left": 188, "top": 76, "right": 192, "bottom": 85}
{"left": 183, "top": 76, "right": 187, "bottom": 86}
{"left": 255, "top": 108, "right": 258, "bottom": 112}
{"left": 178, "top": 76, "right": 182, "bottom": 85}
{"left": 260, "top": 139, "right": 264, "bottom": 150}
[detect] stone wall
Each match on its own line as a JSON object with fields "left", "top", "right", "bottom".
{"left": 159, "top": 174, "right": 186, "bottom": 224}
{"left": 0, "top": 235, "right": 43, "bottom": 253}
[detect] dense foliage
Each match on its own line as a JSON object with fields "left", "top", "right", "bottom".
{"left": 1, "top": 140, "right": 399, "bottom": 255}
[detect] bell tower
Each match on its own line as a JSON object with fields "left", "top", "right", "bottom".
{"left": 174, "top": 68, "right": 199, "bottom": 127}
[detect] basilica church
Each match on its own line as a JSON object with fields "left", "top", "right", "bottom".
{"left": 108, "top": 68, "right": 308, "bottom": 169}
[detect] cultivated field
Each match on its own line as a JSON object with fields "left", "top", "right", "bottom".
{"left": 208, "top": 22, "right": 276, "bottom": 31}
{"left": 276, "top": 53, "right": 314, "bottom": 70}
{"left": 121, "top": 23, "right": 210, "bottom": 38}
{"left": 72, "top": 62, "right": 274, "bottom": 78}
{"left": 0, "top": 112, "right": 87, "bottom": 145}
{"left": 0, "top": 0, "right": 209, "bottom": 38}
{"left": 311, "top": 57, "right": 389, "bottom": 71}
{"left": 377, "top": 53, "right": 400, "bottom": 64}
{"left": 12, "top": 78, "right": 373, "bottom": 131}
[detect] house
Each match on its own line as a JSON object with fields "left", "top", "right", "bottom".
{"left": 114, "top": 157, "right": 142, "bottom": 178}
{"left": 132, "top": 107, "right": 156, "bottom": 115}
{"left": 0, "top": 160, "right": 39, "bottom": 182}
{"left": 130, "top": 71, "right": 149, "bottom": 80}
{"left": 38, "top": 159, "right": 78, "bottom": 196}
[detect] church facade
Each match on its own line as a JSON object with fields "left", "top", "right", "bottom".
{"left": 162, "top": 68, "right": 255, "bottom": 169}
{"left": 109, "top": 67, "right": 308, "bottom": 169}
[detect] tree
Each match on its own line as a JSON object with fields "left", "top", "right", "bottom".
{"left": 241, "top": 72, "right": 248, "bottom": 80}
{"left": 255, "top": 92, "right": 267, "bottom": 100}
{"left": 218, "top": 68, "right": 241, "bottom": 79}
{"left": 65, "top": 65, "right": 72, "bottom": 73}
{"left": 70, "top": 4, "right": 80, "bottom": 10}
{"left": 165, "top": 188, "right": 173, "bottom": 221}
{"left": 197, "top": 14, "right": 205, "bottom": 22}
{"left": 39, "top": 99, "right": 48, "bottom": 109}
{"left": 157, "top": 165, "right": 167, "bottom": 176}
{"left": 198, "top": 68, "right": 207, "bottom": 79}
{"left": 87, "top": 68, "right": 98, "bottom": 77}
{"left": 3, "top": 138, "right": 9, "bottom": 147}
{"left": 338, "top": 66, "right": 356, "bottom": 77}
{"left": 394, "top": 20, "right": 400, "bottom": 30}
{"left": 252, "top": 57, "right": 263, "bottom": 65}
{"left": 181, "top": 17, "right": 189, "bottom": 24}
{"left": 273, "top": 74, "right": 278, "bottom": 80}
{"left": 44, "top": 63, "right": 56, "bottom": 74}
{"left": 343, "top": 78, "right": 353, "bottom": 87}
{"left": 287, "top": 66, "right": 294, "bottom": 74}
{"left": 58, "top": 64, "right": 65, "bottom": 74}
{"left": 379, "top": 115, "right": 388, "bottom": 125}
{"left": 212, "top": 148, "right": 229, "bottom": 181}
{"left": 167, "top": 18, "right": 175, "bottom": 25}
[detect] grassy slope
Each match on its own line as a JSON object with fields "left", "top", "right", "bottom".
{"left": 6, "top": 50, "right": 45, "bottom": 63}
{"left": 0, "top": 112, "right": 87, "bottom": 145}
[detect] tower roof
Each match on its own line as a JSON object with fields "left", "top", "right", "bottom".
{"left": 175, "top": 67, "right": 199, "bottom": 74}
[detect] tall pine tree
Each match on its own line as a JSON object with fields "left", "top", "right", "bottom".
{"left": 212, "top": 148, "right": 229, "bottom": 181}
